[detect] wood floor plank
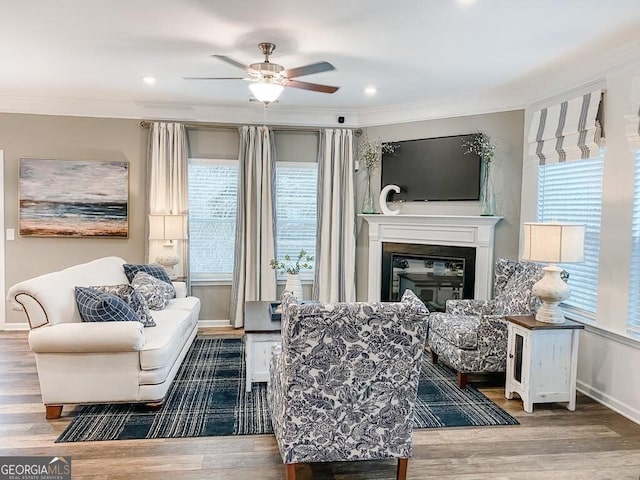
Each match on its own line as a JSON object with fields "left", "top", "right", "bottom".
{"left": 2, "top": 328, "right": 640, "bottom": 480}
{"left": 412, "top": 423, "right": 620, "bottom": 446}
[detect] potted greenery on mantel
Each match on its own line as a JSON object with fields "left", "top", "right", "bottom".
{"left": 463, "top": 132, "right": 497, "bottom": 216}
{"left": 359, "top": 134, "right": 397, "bottom": 214}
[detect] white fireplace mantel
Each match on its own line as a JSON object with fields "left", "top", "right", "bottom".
{"left": 360, "top": 214, "right": 502, "bottom": 301}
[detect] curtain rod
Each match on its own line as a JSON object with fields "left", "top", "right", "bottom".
{"left": 139, "top": 120, "right": 362, "bottom": 136}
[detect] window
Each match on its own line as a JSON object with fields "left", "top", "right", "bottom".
{"left": 188, "top": 159, "right": 238, "bottom": 280}
{"left": 188, "top": 159, "right": 318, "bottom": 282}
{"left": 536, "top": 155, "right": 604, "bottom": 315}
{"left": 628, "top": 150, "right": 640, "bottom": 332}
{"left": 275, "top": 162, "right": 318, "bottom": 280}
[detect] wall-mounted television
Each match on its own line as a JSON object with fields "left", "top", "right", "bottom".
{"left": 381, "top": 134, "right": 481, "bottom": 202}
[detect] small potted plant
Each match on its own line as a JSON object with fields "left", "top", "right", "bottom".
{"left": 270, "top": 249, "right": 314, "bottom": 299}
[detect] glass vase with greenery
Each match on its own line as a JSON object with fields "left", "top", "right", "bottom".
{"left": 463, "top": 132, "right": 497, "bottom": 215}
{"left": 359, "top": 134, "right": 397, "bottom": 214}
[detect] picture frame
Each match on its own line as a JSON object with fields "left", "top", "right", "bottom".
{"left": 19, "top": 158, "right": 129, "bottom": 238}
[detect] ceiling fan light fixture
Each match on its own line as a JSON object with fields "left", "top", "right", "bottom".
{"left": 249, "top": 81, "right": 284, "bottom": 103}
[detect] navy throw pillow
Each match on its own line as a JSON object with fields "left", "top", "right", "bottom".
{"left": 75, "top": 286, "right": 140, "bottom": 323}
{"left": 123, "top": 263, "right": 172, "bottom": 286}
{"left": 91, "top": 284, "right": 156, "bottom": 327}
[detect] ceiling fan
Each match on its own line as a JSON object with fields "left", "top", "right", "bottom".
{"left": 184, "top": 42, "right": 339, "bottom": 104}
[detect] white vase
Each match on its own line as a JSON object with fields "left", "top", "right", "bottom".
{"left": 284, "top": 274, "right": 303, "bottom": 300}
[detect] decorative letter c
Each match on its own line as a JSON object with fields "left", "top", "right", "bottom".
{"left": 379, "top": 184, "right": 401, "bottom": 215}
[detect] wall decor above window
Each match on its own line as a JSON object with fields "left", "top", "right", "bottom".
{"left": 19, "top": 158, "right": 129, "bottom": 238}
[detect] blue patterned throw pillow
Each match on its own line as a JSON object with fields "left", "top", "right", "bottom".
{"left": 91, "top": 284, "right": 156, "bottom": 327}
{"left": 75, "top": 287, "right": 140, "bottom": 323}
{"left": 131, "top": 271, "right": 174, "bottom": 310}
{"left": 123, "top": 263, "right": 173, "bottom": 287}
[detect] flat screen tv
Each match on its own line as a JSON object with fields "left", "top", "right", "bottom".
{"left": 381, "top": 134, "right": 481, "bottom": 202}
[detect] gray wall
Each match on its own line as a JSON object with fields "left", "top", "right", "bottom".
{"left": 356, "top": 110, "right": 525, "bottom": 300}
{"left": 1, "top": 111, "right": 523, "bottom": 324}
{"left": 1, "top": 113, "right": 147, "bottom": 324}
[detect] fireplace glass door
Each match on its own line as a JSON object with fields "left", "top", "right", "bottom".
{"left": 381, "top": 243, "right": 475, "bottom": 312}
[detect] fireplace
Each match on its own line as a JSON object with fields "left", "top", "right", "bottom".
{"left": 381, "top": 242, "right": 476, "bottom": 311}
{"left": 361, "top": 214, "right": 502, "bottom": 302}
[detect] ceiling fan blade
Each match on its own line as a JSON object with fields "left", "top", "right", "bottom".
{"left": 286, "top": 80, "right": 339, "bottom": 94}
{"left": 283, "top": 61, "right": 335, "bottom": 78}
{"left": 211, "top": 54, "right": 253, "bottom": 72}
{"left": 183, "top": 77, "right": 248, "bottom": 80}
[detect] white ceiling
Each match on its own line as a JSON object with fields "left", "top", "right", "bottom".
{"left": 2, "top": 0, "right": 640, "bottom": 125}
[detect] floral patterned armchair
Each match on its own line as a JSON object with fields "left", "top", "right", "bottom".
{"left": 267, "top": 290, "right": 429, "bottom": 480}
{"left": 427, "top": 258, "right": 566, "bottom": 388}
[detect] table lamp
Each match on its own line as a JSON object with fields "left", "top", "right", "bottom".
{"left": 149, "top": 214, "right": 187, "bottom": 279}
{"left": 521, "top": 222, "right": 585, "bottom": 323}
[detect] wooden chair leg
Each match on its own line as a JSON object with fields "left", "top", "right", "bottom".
{"left": 457, "top": 372, "right": 469, "bottom": 389}
{"left": 285, "top": 463, "right": 296, "bottom": 480}
{"left": 431, "top": 350, "right": 438, "bottom": 364}
{"left": 45, "top": 405, "right": 63, "bottom": 419}
{"left": 397, "top": 458, "right": 408, "bottom": 480}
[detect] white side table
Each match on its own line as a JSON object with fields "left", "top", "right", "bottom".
{"left": 244, "top": 301, "right": 282, "bottom": 393}
{"left": 505, "top": 315, "right": 584, "bottom": 413}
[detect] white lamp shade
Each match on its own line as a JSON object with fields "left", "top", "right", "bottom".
{"left": 249, "top": 82, "right": 284, "bottom": 103}
{"left": 522, "top": 222, "right": 585, "bottom": 263}
{"left": 148, "top": 214, "right": 187, "bottom": 241}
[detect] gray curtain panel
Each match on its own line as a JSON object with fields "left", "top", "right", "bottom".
{"left": 146, "top": 122, "right": 189, "bottom": 280}
{"left": 230, "top": 125, "right": 277, "bottom": 328}
{"left": 313, "top": 128, "right": 356, "bottom": 303}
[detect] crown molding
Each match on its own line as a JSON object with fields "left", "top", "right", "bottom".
{"left": 522, "top": 37, "right": 640, "bottom": 107}
{"left": 0, "top": 95, "right": 360, "bottom": 128}
{"left": 0, "top": 91, "right": 525, "bottom": 128}
{"left": 356, "top": 91, "right": 526, "bottom": 127}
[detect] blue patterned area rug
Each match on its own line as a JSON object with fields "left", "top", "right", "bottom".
{"left": 56, "top": 337, "right": 517, "bottom": 442}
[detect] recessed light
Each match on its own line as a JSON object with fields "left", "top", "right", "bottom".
{"left": 457, "top": 0, "right": 476, "bottom": 5}
{"left": 365, "top": 86, "right": 377, "bottom": 96}
{"left": 142, "top": 76, "right": 156, "bottom": 86}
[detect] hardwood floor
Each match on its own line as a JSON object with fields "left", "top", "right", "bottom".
{"left": 2, "top": 329, "right": 640, "bottom": 479}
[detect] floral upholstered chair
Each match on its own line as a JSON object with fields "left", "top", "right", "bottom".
{"left": 267, "top": 290, "right": 429, "bottom": 480}
{"left": 427, "top": 258, "right": 566, "bottom": 388}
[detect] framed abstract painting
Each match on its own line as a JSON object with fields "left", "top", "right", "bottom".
{"left": 19, "top": 158, "right": 129, "bottom": 238}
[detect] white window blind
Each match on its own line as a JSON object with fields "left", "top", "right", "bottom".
{"left": 536, "top": 156, "right": 603, "bottom": 314}
{"left": 275, "top": 161, "right": 318, "bottom": 279}
{"left": 188, "top": 159, "right": 238, "bottom": 279}
{"left": 188, "top": 159, "right": 318, "bottom": 282}
{"left": 628, "top": 150, "right": 640, "bottom": 332}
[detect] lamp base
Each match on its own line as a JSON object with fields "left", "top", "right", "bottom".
{"left": 532, "top": 264, "right": 570, "bottom": 324}
{"left": 156, "top": 243, "right": 180, "bottom": 280}
{"left": 535, "top": 302, "right": 566, "bottom": 323}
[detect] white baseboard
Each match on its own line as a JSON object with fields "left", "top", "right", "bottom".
{"left": 1, "top": 322, "right": 30, "bottom": 331}
{"left": 577, "top": 380, "right": 640, "bottom": 426}
{"left": 198, "top": 319, "right": 232, "bottom": 328}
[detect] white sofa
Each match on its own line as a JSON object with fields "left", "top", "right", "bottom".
{"left": 7, "top": 256, "right": 200, "bottom": 419}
